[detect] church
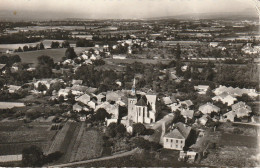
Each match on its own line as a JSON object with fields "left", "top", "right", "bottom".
{"left": 127, "top": 78, "right": 158, "bottom": 124}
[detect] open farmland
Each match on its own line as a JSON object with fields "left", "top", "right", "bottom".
{"left": 0, "top": 121, "right": 57, "bottom": 156}
{"left": 199, "top": 123, "right": 259, "bottom": 167}
{"left": 105, "top": 58, "right": 171, "bottom": 65}
{"left": 5, "top": 47, "right": 93, "bottom": 66}
{"left": 70, "top": 128, "right": 104, "bottom": 162}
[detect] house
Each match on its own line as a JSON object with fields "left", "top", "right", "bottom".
{"left": 0, "top": 64, "right": 6, "bottom": 75}
{"left": 209, "top": 42, "right": 219, "bottom": 47}
{"left": 75, "top": 94, "right": 91, "bottom": 105}
{"left": 212, "top": 92, "right": 237, "bottom": 106}
{"left": 163, "top": 123, "right": 191, "bottom": 150}
{"left": 199, "top": 102, "right": 220, "bottom": 114}
{"left": 181, "top": 109, "right": 194, "bottom": 119}
{"left": 106, "top": 118, "right": 118, "bottom": 126}
{"left": 73, "top": 103, "right": 83, "bottom": 112}
{"left": 72, "top": 80, "right": 83, "bottom": 85}
{"left": 169, "top": 103, "right": 181, "bottom": 112}
{"left": 163, "top": 96, "right": 173, "bottom": 105}
{"left": 106, "top": 91, "right": 122, "bottom": 102}
{"left": 88, "top": 100, "right": 96, "bottom": 109}
{"left": 231, "top": 102, "right": 252, "bottom": 118}
{"left": 58, "top": 88, "right": 71, "bottom": 98}
{"left": 179, "top": 150, "right": 197, "bottom": 162}
{"left": 180, "top": 100, "right": 193, "bottom": 109}
{"left": 199, "top": 115, "right": 209, "bottom": 125}
{"left": 95, "top": 93, "right": 106, "bottom": 104}
{"left": 79, "top": 115, "right": 87, "bottom": 122}
{"left": 96, "top": 102, "right": 119, "bottom": 119}
{"left": 213, "top": 85, "right": 258, "bottom": 98}
{"left": 223, "top": 111, "right": 236, "bottom": 122}
{"left": 8, "top": 85, "right": 21, "bottom": 93}
{"left": 194, "top": 85, "right": 209, "bottom": 94}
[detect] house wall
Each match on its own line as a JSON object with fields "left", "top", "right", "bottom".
{"left": 163, "top": 137, "right": 185, "bottom": 150}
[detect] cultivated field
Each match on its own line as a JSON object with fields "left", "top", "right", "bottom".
{"left": 70, "top": 128, "right": 104, "bottom": 162}
{"left": 0, "top": 121, "right": 57, "bottom": 155}
{"left": 105, "top": 58, "right": 171, "bottom": 65}
{"left": 200, "top": 123, "right": 259, "bottom": 167}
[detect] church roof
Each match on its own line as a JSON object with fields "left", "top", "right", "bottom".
{"left": 135, "top": 98, "right": 147, "bottom": 106}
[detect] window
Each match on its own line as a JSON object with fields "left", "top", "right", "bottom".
{"left": 180, "top": 140, "right": 183, "bottom": 144}
{"left": 147, "top": 110, "right": 149, "bottom": 118}
{"left": 176, "top": 140, "right": 178, "bottom": 143}
{"left": 171, "top": 139, "right": 173, "bottom": 143}
{"left": 166, "top": 139, "right": 168, "bottom": 142}
{"left": 176, "top": 145, "right": 178, "bottom": 148}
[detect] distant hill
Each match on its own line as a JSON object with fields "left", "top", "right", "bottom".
{"left": 0, "top": 9, "right": 258, "bottom": 21}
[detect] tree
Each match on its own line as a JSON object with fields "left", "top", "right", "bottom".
{"left": 10, "top": 55, "right": 21, "bottom": 64}
{"left": 106, "top": 122, "right": 117, "bottom": 138}
{"left": 39, "top": 42, "right": 45, "bottom": 50}
{"left": 116, "top": 123, "right": 126, "bottom": 136}
{"left": 95, "top": 108, "right": 110, "bottom": 121}
{"left": 37, "top": 82, "right": 47, "bottom": 92}
{"left": 0, "top": 55, "right": 9, "bottom": 64}
{"left": 45, "top": 151, "right": 63, "bottom": 163}
{"left": 23, "top": 45, "right": 29, "bottom": 52}
{"left": 176, "top": 43, "right": 181, "bottom": 60}
{"left": 65, "top": 47, "right": 77, "bottom": 59}
{"left": 51, "top": 41, "right": 60, "bottom": 48}
{"left": 37, "top": 55, "right": 54, "bottom": 68}
{"left": 22, "top": 145, "right": 44, "bottom": 167}
{"left": 62, "top": 41, "right": 70, "bottom": 48}
{"left": 133, "top": 123, "right": 146, "bottom": 136}
{"left": 17, "top": 47, "right": 23, "bottom": 52}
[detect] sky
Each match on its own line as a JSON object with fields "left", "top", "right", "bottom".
{"left": 0, "top": 0, "right": 257, "bottom": 19}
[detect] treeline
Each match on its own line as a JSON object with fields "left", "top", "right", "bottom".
{"left": 0, "top": 33, "right": 42, "bottom": 44}
{"left": 15, "top": 41, "right": 70, "bottom": 52}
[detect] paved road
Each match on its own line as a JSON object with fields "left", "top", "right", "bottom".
{"left": 48, "top": 148, "right": 139, "bottom": 168}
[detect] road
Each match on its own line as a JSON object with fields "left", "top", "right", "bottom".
{"left": 48, "top": 148, "right": 139, "bottom": 168}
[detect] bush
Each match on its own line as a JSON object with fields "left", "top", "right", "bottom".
{"left": 233, "top": 128, "right": 243, "bottom": 134}
{"left": 133, "top": 123, "right": 146, "bottom": 136}
{"left": 45, "top": 151, "right": 63, "bottom": 163}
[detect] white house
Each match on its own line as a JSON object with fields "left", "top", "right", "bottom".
{"left": 163, "top": 123, "right": 191, "bottom": 150}
{"left": 75, "top": 94, "right": 91, "bottom": 105}
{"left": 199, "top": 102, "right": 220, "bottom": 114}
{"left": 212, "top": 92, "right": 237, "bottom": 106}
{"left": 194, "top": 85, "right": 209, "bottom": 94}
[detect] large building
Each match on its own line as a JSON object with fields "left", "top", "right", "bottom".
{"left": 163, "top": 123, "right": 191, "bottom": 150}
{"left": 127, "top": 78, "right": 158, "bottom": 124}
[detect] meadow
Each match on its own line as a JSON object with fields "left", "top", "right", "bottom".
{"left": 5, "top": 47, "right": 91, "bottom": 66}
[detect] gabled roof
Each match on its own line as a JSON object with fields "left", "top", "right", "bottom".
{"left": 232, "top": 101, "right": 246, "bottom": 111}
{"left": 0, "top": 64, "right": 6, "bottom": 70}
{"left": 175, "top": 122, "right": 191, "bottom": 139}
{"left": 164, "top": 129, "right": 185, "bottom": 139}
{"left": 181, "top": 109, "right": 194, "bottom": 119}
{"left": 135, "top": 98, "right": 147, "bottom": 106}
{"left": 180, "top": 100, "right": 193, "bottom": 107}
